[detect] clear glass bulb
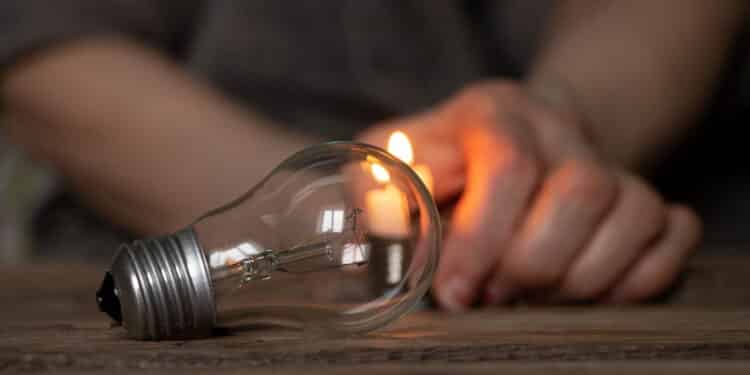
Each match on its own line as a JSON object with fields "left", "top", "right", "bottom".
{"left": 97, "top": 142, "right": 441, "bottom": 340}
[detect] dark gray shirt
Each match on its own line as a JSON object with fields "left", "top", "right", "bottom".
{"left": 1, "top": 0, "right": 550, "bottom": 138}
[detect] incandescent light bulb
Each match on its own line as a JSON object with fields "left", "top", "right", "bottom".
{"left": 96, "top": 142, "right": 441, "bottom": 340}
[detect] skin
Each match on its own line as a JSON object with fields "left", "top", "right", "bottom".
{"left": 1, "top": 1, "right": 746, "bottom": 309}
{"left": 359, "top": 82, "right": 700, "bottom": 308}
{"left": 359, "top": 0, "right": 747, "bottom": 309}
{"left": 2, "top": 38, "right": 318, "bottom": 235}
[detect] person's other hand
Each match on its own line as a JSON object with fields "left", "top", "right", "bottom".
{"left": 358, "top": 81, "right": 702, "bottom": 311}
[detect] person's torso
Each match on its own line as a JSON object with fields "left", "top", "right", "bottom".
{"left": 183, "top": 0, "right": 552, "bottom": 138}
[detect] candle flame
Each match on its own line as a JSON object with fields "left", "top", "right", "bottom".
{"left": 387, "top": 131, "right": 414, "bottom": 165}
{"left": 371, "top": 163, "right": 390, "bottom": 183}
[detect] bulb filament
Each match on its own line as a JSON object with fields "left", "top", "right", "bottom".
{"left": 240, "top": 207, "right": 369, "bottom": 283}
{"left": 241, "top": 240, "right": 370, "bottom": 283}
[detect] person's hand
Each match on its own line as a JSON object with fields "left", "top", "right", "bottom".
{"left": 358, "top": 80, "right": 702, "bottom": 310}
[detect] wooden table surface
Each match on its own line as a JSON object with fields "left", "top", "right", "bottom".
{"left": 2, "top": 252, "right": 750, "bottom": 374}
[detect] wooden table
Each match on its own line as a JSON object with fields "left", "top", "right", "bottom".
{"left": 2, "top": 253, "right": 750, "bottom": 374}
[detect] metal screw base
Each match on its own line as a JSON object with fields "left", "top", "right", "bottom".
{"left": 107, "top": 229, "right": 215, "bottom": 340}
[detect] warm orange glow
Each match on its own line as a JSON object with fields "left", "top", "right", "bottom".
{"left": 371, "top": 163, "right": 390, "bottom": 183}
{"left": 387, "top": 131, "right": 414, "bottom": 165}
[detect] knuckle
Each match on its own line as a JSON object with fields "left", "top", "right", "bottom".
{"left": 642, "top": 188, "right": 666, "bottom": 216}
{"left": 356, "top": 124, "right": 393, "bottom": 146}
{"left": 455, "top": 81, "right": 522, "bottom": 116}
{"left": 673, "top": 205, "right": 703, "bottom": 243}
{"left": 490, "top": 81, "right": 524, "bottom": 99}
{"left": 555, "top": 160, "right": 617, "bottom": 212}
{"left": 356, "top": 129, "right": 377, "bottom": 144}
{"left": 623, "top": 175, "right": 668, "bottom": 234}
{"left": 626, "top": 175, "right": 665, "bottom": 210}
{"left": 641, "top": 198, "right": 667, "bottom": 236}
{"left": 496, "top": 148, "right": 540, "bottom": 182}
{"left": 457, "top": 83, "right": 495, "bottom": 108}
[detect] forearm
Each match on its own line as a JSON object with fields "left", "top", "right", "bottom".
{"left": 2, "top": 37, "right": 317, "bottom": 235}
{"left": 527, "top": 0, "right": 747, "bottom": 169}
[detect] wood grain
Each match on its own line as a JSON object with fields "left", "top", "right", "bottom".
{"left": 1, "top": 252, "right": 749, "bottom": 373}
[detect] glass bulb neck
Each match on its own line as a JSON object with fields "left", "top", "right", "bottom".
{"left": 100, "top": 229, "right": 216, "bottom": 340}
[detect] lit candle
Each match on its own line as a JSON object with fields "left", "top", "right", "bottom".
{"left": 365, "top": 163, "right": 410, "bottom": 238}
{"left": 387, "top": 131, "right": 433, "bottom": 194}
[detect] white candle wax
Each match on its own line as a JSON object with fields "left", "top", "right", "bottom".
{"left": 365, "top": 183, "right": 409, "bottom": 238}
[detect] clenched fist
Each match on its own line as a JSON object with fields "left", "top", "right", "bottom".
{"left": 359, "top": 81, "right": 701, "bottom": 311}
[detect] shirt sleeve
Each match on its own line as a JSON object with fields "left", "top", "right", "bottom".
{"left": 0, "top": 0, "right": 199, "bottom": 73}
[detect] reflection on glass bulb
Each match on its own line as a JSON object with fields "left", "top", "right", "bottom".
{"left": 96, "top": 142, "right": 441, "bottom": 340}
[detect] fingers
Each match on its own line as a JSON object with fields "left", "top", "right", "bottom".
{"left": 434, "top": 119, "right": 540, "bottom": 311}
{"left": 485, "top": 159, "right": 617, "bottom": 303}
{"left": 559, "top": 174, "right": 667, "bottom": 300}
{"left": 359, "top": 81, "right": 698, "bottom": 309}
{"left": 486, "top": 171, "right": 698, "bottom": 306}
{"left": 605, "top": 205, "right": 702, "bottom": 303}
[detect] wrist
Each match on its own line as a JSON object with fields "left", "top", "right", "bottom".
{"left": 525, "top": 74, "right": 590, "bottom": 130}
{"left": 523, "top": 74, "right": 603, "bottom": 154}
{"left": 524, "top": 72, "right": 661, "bottom": 171}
